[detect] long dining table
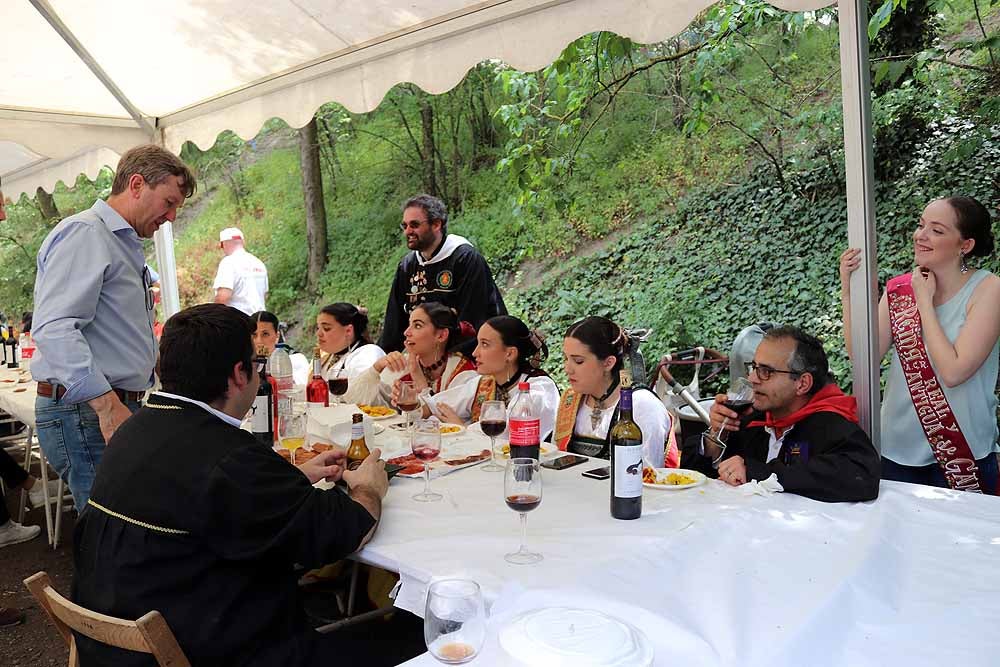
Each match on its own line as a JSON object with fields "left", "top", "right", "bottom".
{"left": 306, "top": 404, "right": 1000, "bottom": 667}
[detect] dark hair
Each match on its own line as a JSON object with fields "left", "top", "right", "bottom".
{"left": 159, "top": 304, "right": 255, "bottom": 404}
{"left": 20, "top": 311, "right": 32, "bottom": 334}
{"left": 763, "top": 325, "right": 831, "bottom": 395}
{"left": 484, "top": 316, "right": 549, "bottom": 377}
{"left": 403, "top": 194, "right": 448, "bottom": 236}
{"left": 413, "top": 302, "right": 473, "bottom": 353}
{"left": 250, "top": 310, "right": 279, "bottom": 333}
{"left": 320, "top": 303, "right": 372, "bottom": 344}
{"left": 564, "top": 316, "right": 627, "bottom": 375}
{"left": 111, "top": 144, "right": 196, "bottom": 199}
{"left": 946, "top": 196, "right": 994, "bottom": 258}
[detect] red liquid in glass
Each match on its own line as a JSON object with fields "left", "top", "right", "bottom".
{"left": 413, "top": 447, "right": 440, "bottom": 462}
{"left": 481, "top": 420, "right": 506, "bottom": 437}
{"left": 505, "top": 494, "right": 541, "bottom": 513}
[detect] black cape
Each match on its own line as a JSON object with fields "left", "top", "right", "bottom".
{"left": 72, "top": 395, "right": 376, "bottom": 666}
{"left": 717, "top": 410, "right": 881, "bottom": 503}
{"left": 378, "top": 238, "right": 506, "bottom": 352}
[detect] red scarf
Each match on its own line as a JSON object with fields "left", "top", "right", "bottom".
{"left": 747, "top": 384, "right": 858, "bottom": 439}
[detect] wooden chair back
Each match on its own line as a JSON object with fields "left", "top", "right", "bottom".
{"left": 23, "top": 572, "right": 190, "bottom": 667}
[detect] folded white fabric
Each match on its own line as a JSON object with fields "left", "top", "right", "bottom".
{"left": 740, "top": 473, "right": 784, "bottom": 496}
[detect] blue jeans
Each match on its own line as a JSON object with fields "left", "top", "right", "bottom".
{"left": 882, "top": 452, "right": 998, "bottom": 495}
{"left": 35, "top": 395, "right": 141, "bottom": 511}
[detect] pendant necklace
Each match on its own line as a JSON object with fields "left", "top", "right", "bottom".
{"left": 589, "top": 376, "right": 620, "bottom": 432}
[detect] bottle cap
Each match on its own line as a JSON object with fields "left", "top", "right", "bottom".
{"left": 352, "top": 413, "right": 363, "bottom": 423}
{"left": 518, "top": 381, "right": 530, "bottom": 391}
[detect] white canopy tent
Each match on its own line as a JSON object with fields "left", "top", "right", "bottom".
{"left": 0, "top": 0, "right": 880, "bottom": 442}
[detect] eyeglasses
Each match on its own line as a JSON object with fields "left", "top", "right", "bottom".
{"left": 745, "top": 361, "right": 802, "bottom": 381}
{"left": 142, "top": 266, "right": 154, "bottom": 312}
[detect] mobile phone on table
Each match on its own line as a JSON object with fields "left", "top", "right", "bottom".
{"left": 541, "top": 454, "right": 589, "bottom": 471}
{"left": 581, "top": 466, "right": 610, "bottom": 480}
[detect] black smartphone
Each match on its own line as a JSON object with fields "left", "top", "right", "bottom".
{"left": 385, "top": 463, "right": 406, "bottom": 479}
{"left": 541, "top": 454, "right": 589, "bottom": 471}
{"left": 581, "top": 466, "right": 611, "bottom": 480}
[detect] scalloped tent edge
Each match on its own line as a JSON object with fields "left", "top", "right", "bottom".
{"left": 0, "top": 0, "right": 881, "bottom": 440}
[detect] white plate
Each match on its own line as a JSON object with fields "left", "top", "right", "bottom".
{"left": 389, "top": 423, "right": 467, "bottom": 437}
{"left": 643, "top": 468, "right": 707, "bottom": 490}
{"left": 357, "top": 405, "right": 398, "bottom": 420}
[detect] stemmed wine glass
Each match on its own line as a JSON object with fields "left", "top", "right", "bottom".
{"left": 479, "top": 400, "right": 506, "bottom": 472}
{"left": 702, "top": 377, "right": 753, "bottom": 467}
{"left": 397, "top": 380, "right": 420, "bottom": 432}
{"left": 279, "top": 412, "right": 306, "bottom": 466}
{"left": 504, "top": 458, "right": 542, "bottom": 565}
{"left": 424, "top": 579, "right": 486, "bottom": 664}
{"left": 412, "top": 420, "right": 443, "bottom": 502}
{"left": 327, "top": 368, "right": 348, "bottom": 402}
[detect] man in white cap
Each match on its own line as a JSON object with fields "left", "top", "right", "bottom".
{"left": 213, "top": 227, "right": 269, "bottom": 315}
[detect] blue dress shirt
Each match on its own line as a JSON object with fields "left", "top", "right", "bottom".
{"left": 31, "top": 200, "right": 157, "bottom": 404}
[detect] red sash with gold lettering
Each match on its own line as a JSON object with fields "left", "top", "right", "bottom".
{"left": 469, "top": 377, "right": 496, "bottom": 423}
{"left": 887, "top": 273, "right": 984, "bottom": 493}
{"left": 554, "top": 389, "right": 583, "bottom": 451}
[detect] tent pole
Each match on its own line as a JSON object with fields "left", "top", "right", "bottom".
{"left": 152, "top": 129, "right": 182, "bottom": 319}
{"left": 837, "top": 0, "right": 880, "bottom": 447}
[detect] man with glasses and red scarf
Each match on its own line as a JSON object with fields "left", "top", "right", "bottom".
{"left": 378, "top": 194, "right": 506, "bottom": 352}
{"left": 706, "top": 326, "right": 880, "bottom": 502}
{"left": 31, "top": 145, "right": 196, "bottom": 511}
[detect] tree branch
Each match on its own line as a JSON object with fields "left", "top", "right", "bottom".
{"left": 870, "top": 53, "right": 994, "bottom": 74}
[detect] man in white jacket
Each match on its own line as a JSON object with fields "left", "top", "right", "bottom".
{"left": 378, "top": 194, "right": 506, "bottom": 352}
{"left": 213, "top": 227, "right": 268, "bottom": 315}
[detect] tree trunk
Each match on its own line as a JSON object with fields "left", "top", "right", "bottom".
{"left": 36, "top": 187, "right": 60, "bottom": 220}
{"left": 298, "top": 118, "right": 328, "bottom": 291}
{"left": 419, "top": 97, "right": 439, "bottom": 196}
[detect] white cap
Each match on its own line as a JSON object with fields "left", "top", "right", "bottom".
{"left": 219, "top": 227, "right": 244, "bottom": 243}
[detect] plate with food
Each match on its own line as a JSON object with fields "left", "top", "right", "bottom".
{"left": 357, "top": 404, "right": 398, "bottom": 420}
{"left": 499, "top": 443, "right": 552, "bottom": 459}
{"left": 642, "top": 467, "right": 707, "bottom": 490}
{"left": 387, "top": 447, "right": 491, "bottom": 477}
{"left": 388, "top": 422, "right": 466, "bottom": 437}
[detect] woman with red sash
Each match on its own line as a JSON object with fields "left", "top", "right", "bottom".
{"left": 417, "top": 316, "right": 560, "bottom": 441}
{"left": 841, "top": 196, "right": 1000, "bottom": 493}
{"left": 555, "top": 316, "right": 679, "bottom": 468}
{"left": 350, "top": 302, "right": 476, "bottom": 407}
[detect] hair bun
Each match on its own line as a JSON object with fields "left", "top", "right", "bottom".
{"left": 458, "top": 321, "right": 476, "bottom": 339}
{"left": 356, "top": 306, "right": 369, "bottom": 317}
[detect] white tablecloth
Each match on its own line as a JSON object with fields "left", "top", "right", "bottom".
{"left": 336, "top": 424, "right": 1000, "bottom": 667}
{"left": 0, "top": 361, "right": 37, "bottom": 426}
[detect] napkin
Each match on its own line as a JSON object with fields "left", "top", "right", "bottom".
{"left": 740, "top": 473, "right": 784, "bottom": 496}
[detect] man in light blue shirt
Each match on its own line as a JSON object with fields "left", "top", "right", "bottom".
{"left": 31, "top": 145, "right": 196, "bottom": 509}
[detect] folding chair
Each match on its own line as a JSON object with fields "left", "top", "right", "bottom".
{"left": 24, "top": 571, "right": 190, "bottom": 667}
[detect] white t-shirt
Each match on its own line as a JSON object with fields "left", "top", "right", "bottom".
{"left": 213, "top": 248, "right": 268, "bottom": 315}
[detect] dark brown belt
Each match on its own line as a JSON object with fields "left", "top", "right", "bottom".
{"left": 37, "top": 382, "right": 144, "bottom": 404}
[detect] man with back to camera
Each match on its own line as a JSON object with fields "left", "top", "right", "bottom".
{"left": 73, "top": 303, "right": 392, "bottom": 666}
{"left": 31, "top": 145, "right": 196, "bottom": 510}
{"left": 706, "top": 326, "right": 880, "bottom": 502}
{"left": 213, "top": 226, "right": 269, "bottom": 315}
{"left": 378, "top": 194, "right": 506, "bottom": 352}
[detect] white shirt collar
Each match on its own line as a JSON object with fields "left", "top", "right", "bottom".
{"left": 153, "top": 391, "right": 243, "bottom": 428}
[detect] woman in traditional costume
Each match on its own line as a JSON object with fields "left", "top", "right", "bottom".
{"left": 351, "top": 302, "right": 476, "bottom": 407}
{"left": 251, "top": 311, "right": 310, "bottom": 385}
{"left": 841, "top": 196, "right": 999, "bottom": 493}
{"left": 555, "top": 316, "right": 679, "bottom": 467}
{"left": 417, "top": 315, "right": 560, "bottom": 440}
{"left": 315, "top": 303, "right": 385, "bottom": 404}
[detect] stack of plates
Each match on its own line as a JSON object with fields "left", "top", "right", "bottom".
{"left": 498, "top": 607, "right": 653, "bottom": 667}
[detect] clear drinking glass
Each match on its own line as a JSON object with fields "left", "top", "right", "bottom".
{"left": 424, "top": 579, "right": 486, "bottom": 664}
{"left": 479, "top": 400, "right": 506, "bottom": 472}
{"left": 411, "top": 420, "right": 443, "bottom": 502}
{"left": 504, "top": 457, "right": 542, "bottom": 565}
{"left": 327, "top": 368, "right": 348, "bottom": 401}
{"left": 278, "top": 412, "right": 306, "bottom": 465}
{"left": 702, "top": 376, "right": 753, "bottom": 467}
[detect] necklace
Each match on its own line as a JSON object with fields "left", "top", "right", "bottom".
{"left": 588, "top": 377, "right": 620, "bottom": 432}
{"left": 420, "top": 354, "right": 447, "bottom": 387}
{"left": 496, "top": 371, "right": 521, "bottom": 404}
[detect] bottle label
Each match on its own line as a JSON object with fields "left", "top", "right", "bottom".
{"left": 509, "top": 417, "right": 540, "bottom": 446}
{"left": 251, "top": 396, "right": 272, "bottom": 434}
{"left": 352, "top": 423, "right": 364, "bottom": 440}
{"left": 613, "top": 444, "right": 643, "bottom": 498}
{"left": 276, "top": 394, "right": 293, "bottom": 416}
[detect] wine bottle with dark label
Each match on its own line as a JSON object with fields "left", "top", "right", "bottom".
{"left": 610, "top": 372, "right": 643, "bottom": 520}
{"left": 251, "top": 346, "right": 275, "bottom": 447}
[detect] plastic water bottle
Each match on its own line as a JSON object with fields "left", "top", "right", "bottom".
{"left": 508, "top": 381, "right": 540, "bottom": 461}
{"left": 269, "top": 346, "right": 295, "bottom": 416}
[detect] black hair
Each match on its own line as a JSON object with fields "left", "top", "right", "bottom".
{"left": 250, "top": 311, "right": 279, "bottom": 332}
{"left": 20, "top": 311, "right": 32, "bottom": 334}
{"left": 159, "top": 304, "right": 255, "bottom": 404}
{"left": 564, "top": 316, "right": 627, "bottom": 375}
{"left": 413, "top": 302, "right": 473, "bottom": 354}
{"left": 763, "top": 325, "right": 832, "bottom": 395}
{"left": 403, "top": 194, "right": 448, "bottom": 235}
{"left": 320, "top": 303, "right": 372, "bottom": 344}
{"left": 483, "top": 315, "right": 549, "bottom": 378}
{"left": 946, "top": 196, "right": 994, "bottom": 258}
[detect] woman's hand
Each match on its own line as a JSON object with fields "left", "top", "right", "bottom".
{"left": 437, "top": 403, "right": 464, "bottom": 425}
{"left": 408, "top": 352, "right": 429, "bottom": 391}
{"left": 839, "top": 248, "right": 862, "bottom": 292}
{"left": 374, "top": 351, "right": 407, "bottom": 374}
{"left": 910, "top": 267, "right": 936, "bottom": 310}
